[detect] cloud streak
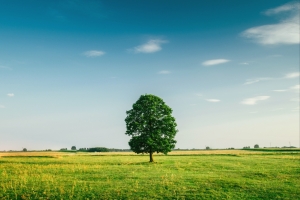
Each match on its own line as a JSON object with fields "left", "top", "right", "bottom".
{"left": 244, "top": 72, "right": 300, "bottom": 85}
{"left": 0, "top": 105, "right": 5, "bottom": 109}
{"left": 83, "top": 50, "right": 105, "bottom": 57}
{"left": 132, "top": 39, "right": 167, "bottom": 54}
{"left": 7, "top": 93, "right": 14, "bottom": 97}
{"left": 284, "top": 72, "right": 300, "bottom": 79}
{"left": 264, "top": 2, "right": 300, "bottom": 15}
{"left": 202, "top": 59, "right": 230, "bottom": 66}
{"left": 272, "top": 85, "right": 299, "bottom": 93}
{"left": 244, "top": 77, "right": 272, "bottom": 85}
{"left": 241, "top": 96, "right": 270, "bottom": 105}
{"left": 158, "top": 70, "right": 171, "bottom": 74}
{"left": 0, "top": 66, "right": 12, "bottom": 70}
{"left": 242, "top": 2, "right": 300, "bottom": 45}
{"left": 206, "top": 99, "right": 220, "bottom": 102}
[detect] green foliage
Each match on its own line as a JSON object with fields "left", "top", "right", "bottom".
{"left": 254, "top": 144, "right": 259, "bottom": 148}
{"left": 87, "top": 147, "right": 109, "bottom": 152}
{"left": 71, "top": 146, "right": 76, "bottom": 150}
{"left": 23, "top": 148, "right": 27, "bottom": 152}
{"left": 125, "top": 94, "right": 177, "bottom": 160}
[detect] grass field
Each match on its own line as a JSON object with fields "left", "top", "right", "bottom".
{"left": 0, "top": 149, "right": 299, "bottom": 199}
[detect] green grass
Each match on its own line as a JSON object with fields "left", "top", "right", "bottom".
{"left": 0, "top": 151, "right": 299, "bottom": 199}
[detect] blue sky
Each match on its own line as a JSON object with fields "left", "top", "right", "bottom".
{"left": 0, "top": 0, "right": 299, "bottom": 150}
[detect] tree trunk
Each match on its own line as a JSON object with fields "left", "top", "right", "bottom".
{"left": 149, "top": 151, "right": 154, "bottom": 162}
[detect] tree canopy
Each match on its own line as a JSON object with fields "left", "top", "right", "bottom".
{"left": 125, "top": 94, "right": 178, "bottom": 162}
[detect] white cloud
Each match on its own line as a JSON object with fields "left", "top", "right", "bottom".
{"left": 242, "top": 2, "right": 300, "bottom": 45}
{"left": 290, "top": 98, "right": 300, "bottom": 102}
{"left": 206, "top": 99, "right": 220, "bottom": 102}
{"left": 264, "top": 2, "right": 300, "bottom": 15}
{"left": 83, "top": 50, "right": 105, "bottom": 57}
{"left": 202, "top": 59, "right": 230, "bottom": 66}
{"left": 290, "top": 84, "right": 300, "bottom": 90}
{"left": 0, "top": 65, "right": 12, "bottom": 70}
{"left": 0, "top": 105, "right": 5, "bottom": 109}
{"left": 272, "top": 85, "right": 299, "bottom": 93}
{"left": 241, "top": 96, "right": 270, "bottom": 105}
{"left": 244, "top": 72, "right": 299, "bottom": 85}
{"left": 158, "top": 70, "right": 171, "bottom": 74}
{"left": 132, "top": 39, "right": 167, "bottom": 53}
{"left": 284, "top": 72, "right": 300, "bottom": 78}
{"left": 272, "top": 90, "right": 286, "bottom": 92}
{"left": 7, "top": 93, "right": 14, "bottom": 97}
{"left": 240, "top": 62, "right": 249, "bottom": 65}
{"left": 244, "top": 77, "right": 272, "bottom": 85}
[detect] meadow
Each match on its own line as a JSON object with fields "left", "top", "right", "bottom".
{"left": 0, "top": 149, "right": 299, "bottom": 199}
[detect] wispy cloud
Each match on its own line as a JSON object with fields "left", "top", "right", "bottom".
{"left": 272, "top": 90, "right": 286, "bottom": 92}
{"left": 290, "top": 84, "right": 300, "bottom": 90}
{"left": 0, "top": 65, "right": 12, "bottom": 70}
{"left": 242, "top": 2, "right": 300, "bottom": 45}
{"left": 0, "top": 105, "right": 5, "bottom": 109}
{"left": 241, "top": 96, "right": 270, "bottom": 105}
{"left": 290, "top": 98, "right": 299, "bottom": 102}
{"left": 284, "top": 72, "right": 300, "bottom": 78}
{"left": 264, "top": 2, "right": 300, "bottom": 15}
{"left": 206, "top": 99, "right": 220, "bottom": 102}
{"left": 202, "top": 59, "right": 230, "bottom": 66}
{"left": 272, "top": 85, "right": 299, "bottom": 93}
{"left": 267, "top": 54, "right": 282, "bottom": 58}
{"left": 240, "top": 62, "right": 249, "bottom": 65}
{"left": 244, "top": 77, "right": 272, "bottom": 85}
{"left": 244, "top": 72, "right": 299, "bottom": 85}
{"left": 7, "top": 93, "right": 14, "bottom": 97}
{"left": 131, "top": 39, "right": 167, "bottom": 54}
{"left": 83, "top": 50, "right": 105, "bottom": 57}
{"left": 158, "top": 70, "right": 171, "bottom": 74}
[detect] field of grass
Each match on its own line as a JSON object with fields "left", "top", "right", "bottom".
{"left": 0, "top": 149, "right": 299, "bottom": 199}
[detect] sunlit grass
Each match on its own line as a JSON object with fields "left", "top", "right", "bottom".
{"left": 0, "top": 150, "right": 299, "bottom": 199}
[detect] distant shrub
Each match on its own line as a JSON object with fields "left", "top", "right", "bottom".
{"left": 23, "top": 148, "right": 27, "bottom": 152}
{"left": 87, "top": 147, "right": 109, "bottom": 152}
{"left": 60, "top": 148, "right": 67, "bottom": 151}
{"left": 71, "top": 146, "right": 76, "bottom": 150}
{"left": 254, "top": 144, "right": 259, "bottom": 148}
{"left": 243, "top": 146, "right": 250, "bottom": 149}
{"left": 206, "top": 146, "right": 210, "bottom": 150}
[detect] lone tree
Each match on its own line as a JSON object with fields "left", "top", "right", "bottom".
{"left": 125, "top": 94, "right": 178, "bottom": 162}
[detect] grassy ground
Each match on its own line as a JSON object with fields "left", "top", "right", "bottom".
{"left": 0, "top": 150, "right": 299, "bottom": 199}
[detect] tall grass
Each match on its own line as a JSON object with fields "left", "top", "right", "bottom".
{"left": 0, "top": 150, "right": 299, "bottom": 199}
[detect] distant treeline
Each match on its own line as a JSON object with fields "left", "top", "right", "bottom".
{"left": 59, "top": 147, "right": 132, "bottom": 152}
